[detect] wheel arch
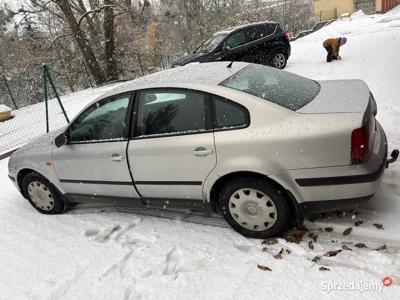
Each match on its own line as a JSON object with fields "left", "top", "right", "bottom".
{"left": 17, "top": 168, "right": 38, "bottom": 198}
{"left": 208, "top": 171, "right": 303, "bottom": 226}
{"left": 17, "top": 168, "right": 65, "bottom": 203}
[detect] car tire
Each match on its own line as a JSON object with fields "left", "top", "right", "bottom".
{"left": 22, "top": 172, "right": 67, "bottom": 215}
{"left": 270, "top": 51, "right": 287, "bottom": 69}
{"left": 219, "top": 177, "right": 291, "bottom": 238}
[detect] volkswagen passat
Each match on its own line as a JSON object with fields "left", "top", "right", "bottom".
{"left": 8, "top": 62, "right": 398, "bottom": 238}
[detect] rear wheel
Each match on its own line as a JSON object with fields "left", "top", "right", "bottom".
{"left": 270, "top": 51, "right": 287, "bottom": 69}
{"left": 22, "top": 173, "right": 67, "bottom": 214}
{"left": 219, "top": 178, "right": 291, "bottom": 238}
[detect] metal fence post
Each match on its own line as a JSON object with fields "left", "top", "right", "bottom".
{"left": 43, "top": 65, "right": 49, "bottom": 133}
{"left": 43, "top": 64, "right": 70, "bottom": 124}
{"left": 2, "top": 75, "right": 18, "bottom": 109}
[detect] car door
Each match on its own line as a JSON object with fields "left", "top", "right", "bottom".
{"left": 220, "top": 29, "right": 248, "bottom": 62}
{"left": 52, "top": 93, "right": 141, "bottom": 202}
{"left": 127, "top": 89, "right": 216, "bottom": 201}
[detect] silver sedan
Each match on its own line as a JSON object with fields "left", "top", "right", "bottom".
{"left": 8, "top": 62, "right": 398, "bottom": 238}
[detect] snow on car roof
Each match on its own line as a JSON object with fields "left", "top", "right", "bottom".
{"left": 214, "top": 21, "right": 278, "bottom": 35}
{"left": 104, "top": 62, "right": 249, "bottom": 98}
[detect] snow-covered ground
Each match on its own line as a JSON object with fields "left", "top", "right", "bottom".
{"left": 1, "top": 8, "right": 400, "bottom": 300}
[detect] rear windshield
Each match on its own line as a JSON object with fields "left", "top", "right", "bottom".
{"left": 220, "top": 65, "right": 320, "bottom": 111}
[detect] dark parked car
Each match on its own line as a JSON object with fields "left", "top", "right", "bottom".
{"left": 172, "top": 21, "right": 291, "bottom": 69}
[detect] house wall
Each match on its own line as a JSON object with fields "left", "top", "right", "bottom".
{"left": 380, "top": 0, "right": 399, "bottom": 12}
{"left": 314, "top": 0, "right": 355, "bottom": 21}
{"left": 376, "top": 0, "right": 382, "bottom": 11}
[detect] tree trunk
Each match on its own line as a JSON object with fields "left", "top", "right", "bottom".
{"left": 103, "top": 0, "right": 118, "bottom": 81}
{"left": 55, "top": 0, "right": 106, "bottom": 85}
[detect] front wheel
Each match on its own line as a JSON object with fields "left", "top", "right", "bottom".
{"left": 219, "top": 178, "right": 291, "bottom": 238}
{"left": 22, "top": 173, "right": 67, "bottom": 214}
{"left": 271, "top": 52, "right": 288, "bottom": 69}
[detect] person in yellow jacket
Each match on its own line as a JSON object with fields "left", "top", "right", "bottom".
{"left": 323, "top": 37, "right": 347, "bottom": 62}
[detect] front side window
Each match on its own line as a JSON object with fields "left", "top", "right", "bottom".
{"left": 136, "top": 90, "right": 206, "bottom": 137}
{"left": 214, "top": 96, "right": 248, "bottom": 129}
{"left": 220, "top": 64, "right": 320, "bottom": 111}
{"left": 69, "top": 96, "right": 130, "bottom": 143}
{"left": 196, "top": 34, "right": 226, "bottom": 53}
{"left": 225, "top": 30, "right": 246, "bottom": 49}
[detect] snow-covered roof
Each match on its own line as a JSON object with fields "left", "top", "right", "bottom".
{"left": 103, "top": 62, "right": 249, "bottom": 98}
{"left": 0, "top": 104, "right": 11, "bottom": 113}
{"left": 214, "top": 20, "right": 278, "bottom": 36}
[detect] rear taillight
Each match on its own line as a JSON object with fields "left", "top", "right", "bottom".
{"left": 284, "top": 33, "right": 290, "bottom": 40}
{"left": 351, "top": 122, "right": 371, "bottom": 163}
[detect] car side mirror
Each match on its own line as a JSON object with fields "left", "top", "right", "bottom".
{"left": 55, "top": 132, "right": 68, "bottom": 148}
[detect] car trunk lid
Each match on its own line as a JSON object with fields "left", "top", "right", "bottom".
{"left": 297, "top": 79, "right": 370, "bottom": 114}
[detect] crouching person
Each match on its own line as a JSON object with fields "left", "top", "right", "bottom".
{"left": 323, "top": 37, "right": 347, "bottom": 62}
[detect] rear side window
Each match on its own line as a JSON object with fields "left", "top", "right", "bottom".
{"left": 254, "top": 24, "right": 276, "bottom": 38}
{"left": 214, "top": 97, "right": 249, "bottom": 129}
{"left": 136, "top": 90, "right": 206, "bottom": 137}
{"left": 220, "top": 64, "right": 320, "bottom": 111}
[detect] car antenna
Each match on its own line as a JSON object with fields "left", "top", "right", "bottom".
{"left": 227, "top": 61, "right": 234, "bottom": 68}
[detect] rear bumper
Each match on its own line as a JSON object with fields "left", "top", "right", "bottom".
{"left": 301, "top": 195, "right": 373, "bottom": 216}
{"left": 273, "top": 121, "right": 389, "bottom": 209}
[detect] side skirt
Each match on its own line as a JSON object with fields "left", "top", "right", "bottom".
{"left": 65, "top": 194, "right": 208, "bottom": 212}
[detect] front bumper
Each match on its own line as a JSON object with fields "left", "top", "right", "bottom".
{"left": 8, "top": 172, "right": 20, "bottom": 191}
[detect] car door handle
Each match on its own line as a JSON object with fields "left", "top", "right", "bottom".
{"left": 193, "top": 147, "right": 214, "bottom": 157}
{"left": 111, "top": 154, "right": 125, "bottom": 162}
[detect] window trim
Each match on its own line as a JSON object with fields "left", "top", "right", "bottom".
{"left": 131, "top": 88, "right": 212, "bottom": 140}
{"left": 128, "top": 88, "right": 250, "bottom": 140}
{"left": 211, "top": 95, "right": 250, "bottom": 131}
{"left": 222, "top": 24, "right": 278, "bottom": 51}
{"left": 66, "top": 92, "right": 135, "bottom": 145}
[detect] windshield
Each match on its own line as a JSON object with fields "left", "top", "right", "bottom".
{"left": 220, "top": 64, "right": 321, "bottom": 111}
{"left": 195, "top": 34, "right": 226, "bottom": 53}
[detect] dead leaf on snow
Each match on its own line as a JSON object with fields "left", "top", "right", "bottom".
{"left": 319, "top": 267, "right": 330, "bottom": 271}
{"left": 343, "top": 227, "right": 352, "bottom": 236}
{"left": 354, "top": 243, "right": 368, "bottom": 249}
{"left": 325, "top": 227, "right": 333, "bottom": 232}
{"left": 373, "top": 223, "right": 384, "bottom": 230}
{"left": 257, "top": 264, "right": 272, "bottom": 271}
{"left": 354, "top": 220, "right": 363, "bottom": 227}
{"left": 273, "top": 248, "right": 284, "bottom": 259}
{"left": 263, "top": 238, "right": 278, "bottom": 245}
{"left": 375, "top": 245, "right": 387, "bottom": 251}
{"left": 286, "top": 249, "right": 291, "bottom": 254}
{"left": 294, "top": 229, "right": 306, "bottom": 240}
{"left": 342, "top": 245, "right": 352, "bottom": 251}
{"left": 324, "top": 249, "right": 343, "bottom": 257}
{"left": 312, "top": 256, "right": 321, "bottom": 263}
{"left": 284, "top": 234, "right": 300, "bottom": 244}
{"left": 308, "top": 240, "right": 314, "bottom": 250}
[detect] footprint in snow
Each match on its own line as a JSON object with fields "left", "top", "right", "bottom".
{"left": 85, "top": 224, "right": 121, "bottom": 242}
{"left": 161, "top": 246, "right": 211, "bottom": 279}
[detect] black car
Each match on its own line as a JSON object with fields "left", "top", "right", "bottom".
{"left": 172, "top": 21, "right": 291, "bottom": 69}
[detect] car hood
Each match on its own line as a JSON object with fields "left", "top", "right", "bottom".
{"left": 13, "top": 127, "right": 67, "bottom": 156}
{"left": 172, "top": 52, "right": 208, "bottom": 66}
{"left": 298, "top": 80, "right": 370, "bottom": 114}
